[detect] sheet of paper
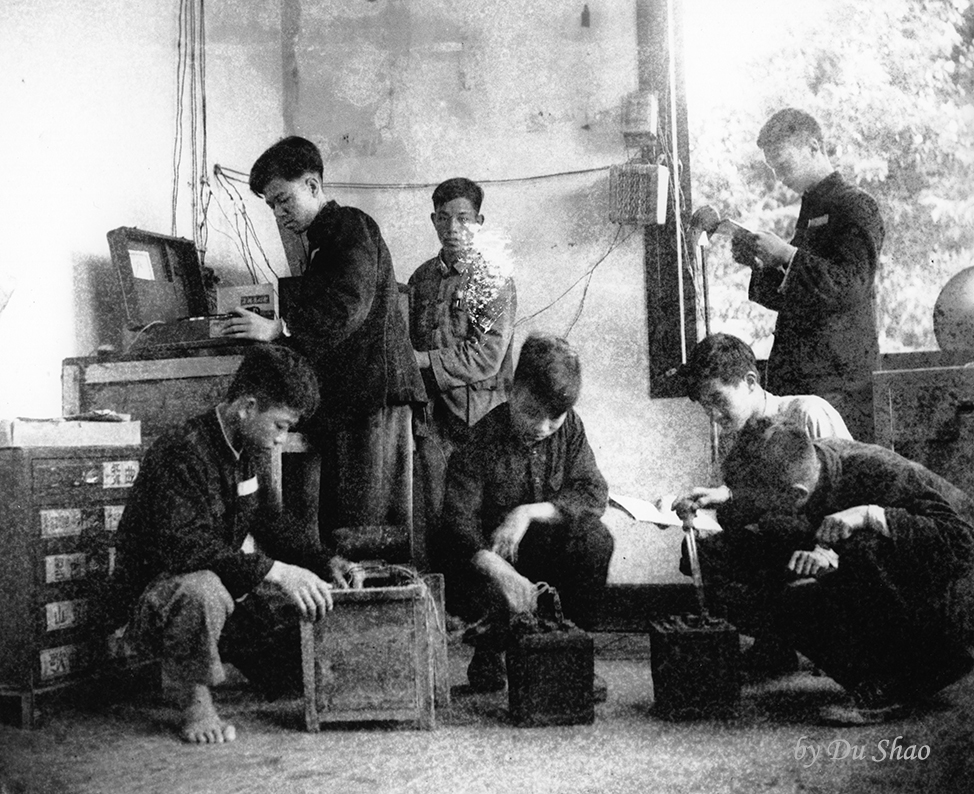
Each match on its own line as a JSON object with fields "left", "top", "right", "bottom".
{"left": 128, "top": 249, "right": 155, "bottom": 281}
{"left": 608, "top": 492, "right": 721, "bottom": 531}
{"left": 717, "top": 219, "right": 755, "bottom": 237}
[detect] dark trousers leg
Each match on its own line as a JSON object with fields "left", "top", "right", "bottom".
{"left": 218, "top": 582, "right": 304, "bottom": 699}
{"left": 516, "top": 514, "right": 615, "bottom": 630}
{"left": 316, "top": 405, "right": 413, "bottom": 558}
{"left": 414, "top": 405, "right": 470, "bottom": 578}
{"left": 769, "top": 544, "right": 971, "bottom": 697}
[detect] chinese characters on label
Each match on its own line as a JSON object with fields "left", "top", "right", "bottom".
{"left": 45, "top": 599, "right": 88, "bottom": 632}
{"left": 102, "top": 460, "right": 139, "bottom": 489}
{"left": 40, "top": 644, "right": 86, "bottom": 679}
{"left": 44, "top": 553, "right": 87, "bottom": 583}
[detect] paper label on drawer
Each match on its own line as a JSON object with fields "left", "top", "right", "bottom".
{"left": 45, "top": 598, "right": 88, "bottom": 631}
{"left": 40, "top": 508, "right": 84, "bottom": 538}
{"left": 102, "top": 460, "right": 139, "bottom": 489}
{"left": 45, "top": 553, "right": 87, "bottom": 583}
{"left": 103, "top": 504, "right": 125, "bottom": 532}
{"left": 39, "top": 643, "right": 87, "bottom": 680}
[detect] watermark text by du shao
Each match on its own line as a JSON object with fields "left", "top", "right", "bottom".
{"left": 794, "top": 735, "right": 930, "bottom": 767}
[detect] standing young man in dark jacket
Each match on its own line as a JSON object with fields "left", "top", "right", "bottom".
{"left": 225, "top": 136, "right": 426, "bottom": 547}
{"left": 733, "top": 108, "right": 885, "bottom": 442}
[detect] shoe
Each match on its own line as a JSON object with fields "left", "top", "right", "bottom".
{"left": 819, "top": 699, "right": 907, "bottom": 726}
{"left": 894, "top": 650, "right": 974, "bottom": 703}
{"left": 593, "top": 673, "right": 608, "bottom": 704}
{"left": 467, "top": 648, "right": 507, "bottom": 692}
{"left": 741, "top": 637, "right": 800, "bottom": 682}
{"left": 819, "top": 681, "right": 907, "bottom": 726}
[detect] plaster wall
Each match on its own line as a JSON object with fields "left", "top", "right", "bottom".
{"left": 0, "top": 0, "right": 709, "bottom": 582}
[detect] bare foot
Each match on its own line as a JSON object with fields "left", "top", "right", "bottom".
{"left": 178, "top": 683, "right": 236, "bottom": 744}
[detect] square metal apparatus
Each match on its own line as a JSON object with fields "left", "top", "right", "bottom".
{"left": 300, "top": 572, "right": 446, "bottom": 731}
{"left": 649, "top": 614, "right": 740, "bottom": 720}
{"left": 506, "top": 628, "right": 595, "bottom": 727}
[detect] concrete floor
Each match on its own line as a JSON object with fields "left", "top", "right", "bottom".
{"left": 2, "top": 634, "right": 974, "bottom": 794}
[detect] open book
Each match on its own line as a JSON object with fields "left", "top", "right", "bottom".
{"left": 608, "top": 493, "right": 721, "bottom": 531}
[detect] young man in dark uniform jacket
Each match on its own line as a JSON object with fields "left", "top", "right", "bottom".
{"left": 112, "top": 346, "right": 345, "bottom": 744}
{"left": 440, "top": 335, "right": 614, "bottom": 692}
{"left": 225, "top": 136, "right": 426, "bottom": 546}
{"left": 697, "top": 416, "right": 974, "bottom": 725}
{"left": 733, "top": 108, "right": 885, "bottom": 442}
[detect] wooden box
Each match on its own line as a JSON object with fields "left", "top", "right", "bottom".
{"left": 506, "top": 628, "right": 595, "bottom": 727}
{"left": 649, "top": 614, "right": 740, "bottom": 720}
{"left": 62, "top": 355, "right": 244, "bottom": 442}
{"left": 300, "top": 571, "right": 447, "bottom": 731}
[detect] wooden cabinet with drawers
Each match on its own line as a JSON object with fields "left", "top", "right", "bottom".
{"left": 0, "top": 445, "right": 143, "bottom": 727}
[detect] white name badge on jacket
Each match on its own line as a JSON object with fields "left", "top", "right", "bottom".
{"left": 238, "top": 476, "right": 258, "bottom": 496}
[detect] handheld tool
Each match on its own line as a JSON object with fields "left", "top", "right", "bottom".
{"left": 674, "top": 499, "right": 708, "bottom": 619}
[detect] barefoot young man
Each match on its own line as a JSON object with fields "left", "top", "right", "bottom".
{"left": 111, "top": 345, "right": 349, "bottom": 743}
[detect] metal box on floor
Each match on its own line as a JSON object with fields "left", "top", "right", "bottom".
{"left": 506, "top": 628, "right": 595, "bottom": 727}
{"left": 649, "top": 615, "right": 740, "bottom": 719}
{"left": 300, "top": 571, "right": 446, "bottom": 731}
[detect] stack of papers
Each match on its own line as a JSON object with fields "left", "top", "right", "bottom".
{"left": 608, "top": 493, "right": 721, "bottom": 531}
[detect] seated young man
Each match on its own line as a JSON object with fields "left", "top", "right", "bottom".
{"left": 440, "top": 334, "right": 614, "bottom": 692}
{"left": 676, "top": 332, "right": 850, "bottom": 511}
{"left": 111, "top": 345, "right": 354, "bottom": 744}
{"left": 706, "top": 415, "right": 974, "bottom": 724}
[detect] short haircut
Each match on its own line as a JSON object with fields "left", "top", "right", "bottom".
{"left": 249, "top": 136, "right": 324, "bottom": 196}
{"left": 683, "top": 333, "right": 760, "bottom": 402}
{"left": 514, "top": 334, "right": 582, "bottom": 417}
{"left": 757, "top": 108, "right": 824, "bottom": 151}
{"left": 227, "top": 344, "right": 320, "bottom": 418}
{"left": 432, "top": 177, "right": 484, "bottom": 213}
{"left": 723, "top": 416, "right": 817, "bottom": 494}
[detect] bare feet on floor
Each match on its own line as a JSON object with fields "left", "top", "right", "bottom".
{"left": 178, "top": 683, "right": 236, "bottom": 744}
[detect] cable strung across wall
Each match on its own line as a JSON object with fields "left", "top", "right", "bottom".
{"left": 214, "top": 164, "right": 616, "bottom": 190}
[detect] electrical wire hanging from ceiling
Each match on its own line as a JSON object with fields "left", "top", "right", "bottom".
{"left": 170, "top": 0, "right": 210, "bottom": 267}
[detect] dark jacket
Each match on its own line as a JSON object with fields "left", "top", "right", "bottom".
{"left": 286, "top": 201, "right": 426, "bottom": 421}
{"left": 716, "top": 437, "right": 974, "bottom": 634}
{"left": 112, "top": 410, "right": 327, "bottom": 621}
{"left": 749, "top": 172, "right": 885, "bottom": 400}
{"left": 441, "top": 403, "right": 608, "bottom": 563}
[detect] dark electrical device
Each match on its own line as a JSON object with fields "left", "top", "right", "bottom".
{"left": 107, "top": 227, "right": 247, "bottom": 354}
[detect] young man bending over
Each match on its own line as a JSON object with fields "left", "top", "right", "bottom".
{"left": 440, "top": 334, "right": 614, "bottom": 691}
{"left": 112, "top": 345, "right": 348, "bottom": 743}
{"left": 709, "top": 415, "right": 974, "bottom": 724}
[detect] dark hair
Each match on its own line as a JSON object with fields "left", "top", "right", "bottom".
{"left": 514, "top": 334, "right": 582, "bottom": 416}
{"left": 249, "top": 136, "right": 324, "bottom": 196}
{"left": 757, "top": 108, "right": 824, "bottom": 150}
{"left": 227, "top": 344, "right": 320, "bottom": 418}
{"left": 432, "top": 177, "right": 484, "bottom": 213}
{"left": 683, "top": 333, "right": 760, "bottom": 402}
{"left": 723, "top": 416, "right": 816, "bottom": 493}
